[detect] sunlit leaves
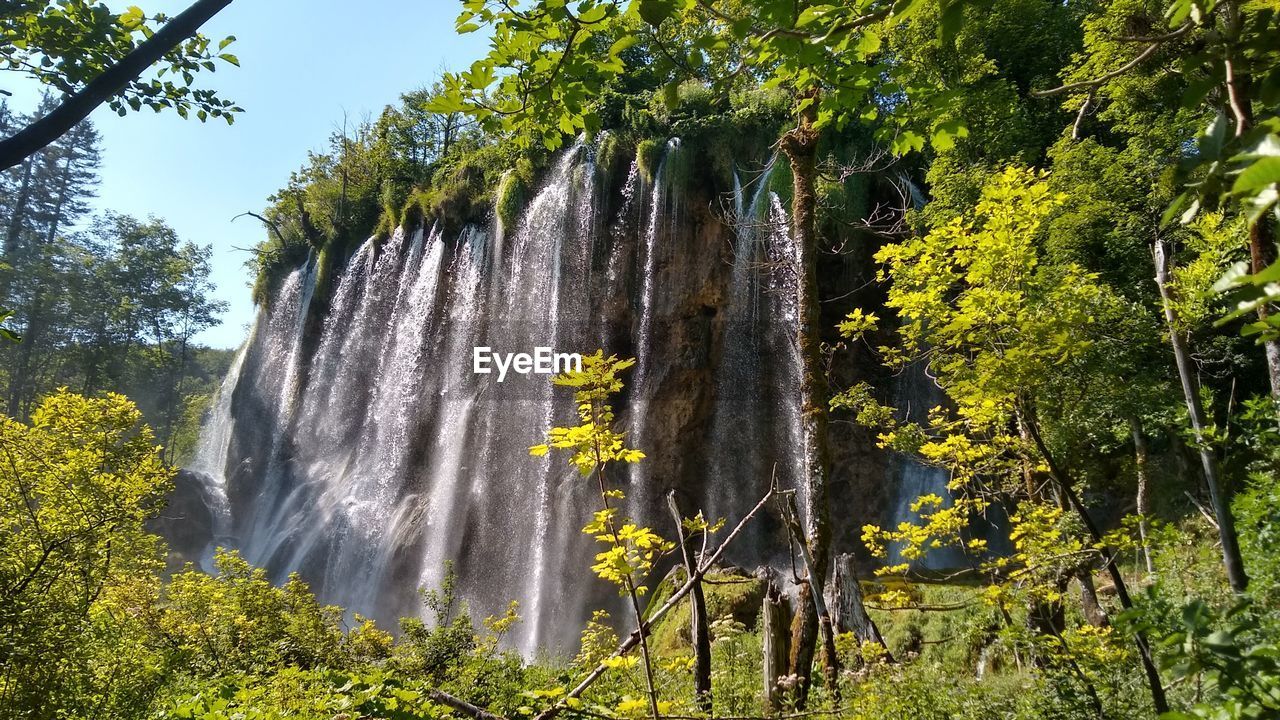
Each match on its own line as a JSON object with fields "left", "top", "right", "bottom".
{"left": 530, "top": 351, "right": 644, "bottom": 475}
{"left": 1, "top": 1, "right": 241, "bottom": 124}
{"left": 836, "top": 307, "right": 880, "bottom": 341}
{"left": 531, "top": 350, "right": 670, "bottom": 598}
{"left": 839, "top": 168, "right": 1138, "bottom": 579}
{"left": 436, "top": 0, "right": 963, "bottom": 154}
{"left": 861, "top": 493, "right": 988, "bottom": 574}
{"left": 0, "top": 391, "right": 174, "bottom": 710}
{"left": 588, "top": 520, "right": 675, "bottom": 593}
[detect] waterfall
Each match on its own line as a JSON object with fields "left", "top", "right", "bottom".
{"left": 704, "top": 161, "right": 805, "bottom": 553}
{"left": 886, "top": 360, "right": 968, "bottom": 569}
{"left": 188, "top": 337, "right": 251, "bottom": 568}
{"left": 628, "top": 138, "right": 684, "bottom": 521}
{"left": 188, "top": 139, "right": 840, "bottom": 655}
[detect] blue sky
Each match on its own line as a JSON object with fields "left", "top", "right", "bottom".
{"left": 7, "top": 0, "right": 489, "bottom": 349}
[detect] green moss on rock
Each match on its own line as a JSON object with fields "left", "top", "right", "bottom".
{"left": 495, "top": 158, "right": 536, "bottom": 233}
{"left": 636, "top": 138, "right": 665, "bottom": 181}
{"left": 646, "top": 567, "right": 765, "bottom": 656}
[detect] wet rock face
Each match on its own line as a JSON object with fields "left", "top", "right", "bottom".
{"left": 151, "top": 469, "right": 215, "bottom": 571}
{"left": 179, "top": 141, "right": 913, "bottom": 654}
{"left": 821, "top": 235, "right": 896, "bottom": 570}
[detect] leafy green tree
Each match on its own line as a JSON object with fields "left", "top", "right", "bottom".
{"left": 837, "top": 167, "right": 1171, "bottom": 712}
{"left": 0, "top": 390, "right": 173, "bottom": 717}
{"left": 1033, "top": 0, "right": 1280, "bottom": 402}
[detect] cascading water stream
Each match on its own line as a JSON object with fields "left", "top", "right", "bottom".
{"left": 704, "top": 162, "right": 806, "bottom": 546}
{"left": 627, "top": 138, "right": 684, "bottom": 520}
{"left": 186, "top": 137, "right": 876, "bottom": 655}
{"left": 188, "top": 338, "right": 251, "bottom": 567}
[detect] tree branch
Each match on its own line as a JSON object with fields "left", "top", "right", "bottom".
{"left": 426, "top": 690, "right": 510, "bottom": 720}
{"left": 232, "top": 211, "right": 286, "bottom": 244}
{"left": 1031, "top": 24, "right": 1190, "bottom": 98}
{"left": 0, "top": 0, "right": 236, "bottom": 171}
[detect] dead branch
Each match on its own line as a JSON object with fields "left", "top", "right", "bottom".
{"left": 427, "top": 690, "right": 509, "bottom": 720}
{"left": 533, "top": 481, "right": 780, "bottom": 720}
{"left": 232, "top": 211, "right": 286, "bottom": 245}
{"left": 1071, "top": 92, "right": 1094, "bottom": 140}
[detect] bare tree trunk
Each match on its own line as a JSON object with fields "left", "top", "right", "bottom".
{"left": 762, "top": 581, "right": 790, "bottom": 710}
{"left": 7, "top": 294, "right": 46, "bottom": 418}
{"left": 779, "top": 89, "right": 833, "bottom": 709}
{"left": 1153, "top": 238, "right": 1249, "bottom": 593}
{"left": 4, "top": 156, "right": 34, "bottom": 256}
{"left": 0, "top": 156, "right": 34, "bottom": 305}
{"left": 665, "top": 492, "right": 710, "bottom": 713}
{"left": 1128, "top": 416, "right": 1156, "bottom": 575}
{"left": 831, "top": 553, "right": 891, "bottom": 658}
{"left": 1077, "top": 572, "right": 1109, "bottom": 628}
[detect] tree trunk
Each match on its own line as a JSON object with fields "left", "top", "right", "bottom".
{"left": 5, "top": 156, "right": 34, "bottom": 255}
{"left": 1247, "top": 221, "right": 1280, "bottom": 403}
{"left": 1077, "top": 572, "right": 1109, "bottom": 628}
{"left": 7, "top": 295, "right": 47, "bottom": 418}
{"left": 781, "top": 493, "right": 839, "bottom": 704}
{"left": 779, "top": 88, "right": 833, "bottom": 709}
{"left": 1153, "top": 238, "right": 1249, "bottom": 593}
{"left": 830, "top": 553, "right": 891, "bottom": 658}
{"left": 1021, "top": 412, "right": 1169, "bottom": 714}
{"left": 762, "top": 581, "right": 790, "bottom": 710}
{"left": 0, "top": 156, "right": 35, "bottom": 302}
{"left": 0, "top": 0, "right": 236, "bottom": 171}
{"left": 787, "top": 582, "right": 819, "bottom": 705}
{"left": 1128, "top": 416, "right": 1156, "bottom": 576}
{"left": 1221, "top": 7, "right": 1280, "bottom": 407}
{"left": 665, "top": 492, "right": 711, "bottom": 713}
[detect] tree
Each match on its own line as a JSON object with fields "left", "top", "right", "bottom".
{"left": 0, "top": 391, "right": 173, "bottom": 716}
{"left": 1034, "top": 0, "right": 1280, "bottom": 404}
{"left": 837, "top": 168, "right": 1170, "bottom": 713}
{"left": 1025, "top": 0, "right": 1276, "bottom": 594}
{"left": 531, "top": 352, "right": 670, "bottom": 719}
{"left": 0, "top": 0, "right": 241, "bottom": 171}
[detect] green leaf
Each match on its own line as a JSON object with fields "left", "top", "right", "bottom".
{"left": 608, "top": 35, "right": 638, "bottom": 57}
{"left": 930, "top": 118, "right": 968, "bottom": 151}
{"left": 636, "top": 0, "right": 676, "bottom": 27}
{"left": 939, "top": 0, "right": 965, "bottom": 42}
{"left": 1232, "top": 156, "right": 1280, "bottom": 195}
{"left": 1161, "top": 191, "right": 1191, "bottom": 227}
{"left": 892, "top": 131, "right": 925, "bottom": 155}
{"left": 119, "top": 6, "right": 145, "bottom": 30}
{"left": 796, "top": 4, "right": 836, "bottom": 27}
{"left": 577, "top": 4, "right": 609, "bottom": 23}
{"left": 1198, "top": 113, "right": 1228, "bottom": 160}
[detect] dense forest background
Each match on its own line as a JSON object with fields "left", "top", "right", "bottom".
{"left": 3, "top": 0, "right": 1280, "bottom": 719}
{"left": 0, "top": 96, "right": 232, "bottom": 463}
